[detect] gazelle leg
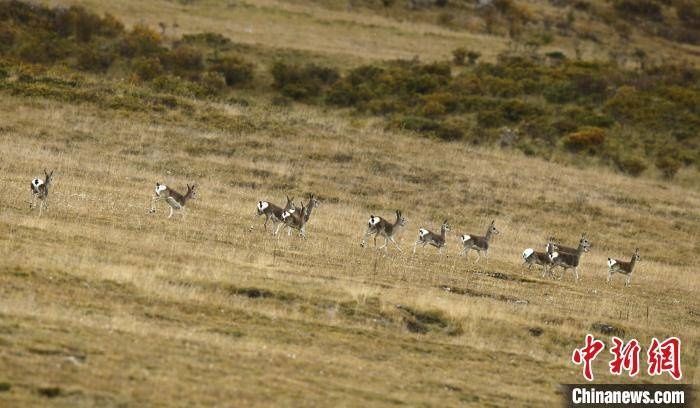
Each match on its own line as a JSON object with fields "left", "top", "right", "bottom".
{"left": 287, "top": 226, "right": 292, "bottom": 236}
{"left": 574, "top": 267, "right": 579, "bottom": 281}
{"left": 459, "top": 246, "right": 467, "bottom": 256}
{"left": 361, "top": 229, "right": 374, "bottom": 247}
{"left": 413, "top": 240, "right": 421, "bottom": 254}
{"left": 273, "top": 222, "right": 283, "bottom": 236}
{"left": 390, "top": 236, "right": 403, "bottom": 252}
{"left": 38, "top": 200, "right": 44, "bottom": 217}
{"left": 607, "top": 269, "right": 612, "bottom": 283}
{"left": 625, "top": 275, "right": 631, "bottom": 287}
{"left": 475, "top": 251, "right": 481, "bottom": 263}
{"left": 378, "top": 237, "right": 388, "bottom": 250}
{"left": 168, "top": 207, "right": 174, "bottom": 219}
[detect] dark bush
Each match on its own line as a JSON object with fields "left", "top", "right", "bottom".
{"left": 200, "top": 71, "right": 226, "bottom": 95}
{"left": 452, "top": 47, "right": 467, "bottom": 66}
{"left": 209, "top": 55, "right": 254, "bottom": 87}
{"left": 76, "top": 46, "right": 115, "bottom": 72}
{"left": 655, "top": 155, "right": 681, "bottom": 179}
{"left": 132, "top": 56, "right": 163, "bottom": 81}
{"left": 120, "top": 24, "right": 163, "bottom": 57}
{"left": 271, "top": 61, "right": 339, "bottom": 100}
{"left": 562, "top": 127, "right": 606, "bottom": 153}
{"left": 613, "top": 0, "right": 663, "bottom": 21}
{"left": 161, "top": 45, "right": 203, "bottom": 75}
{"left": 613, "top": 154, "right": 647, "bottom": 176}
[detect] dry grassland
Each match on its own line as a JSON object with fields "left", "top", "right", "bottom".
{"left": 0, "top": 89, "right": 698, "bottom": 405}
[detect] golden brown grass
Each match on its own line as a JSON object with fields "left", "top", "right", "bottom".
{"left": 0, "top": 82, "right": 698, "bottom": 406}
{"left": 41, "top": 0, "right": 700, "bottom": 66}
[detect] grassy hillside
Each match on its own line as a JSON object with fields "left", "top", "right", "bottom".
{"left": 0, "top": 0, "right": 698, "bottom": 406}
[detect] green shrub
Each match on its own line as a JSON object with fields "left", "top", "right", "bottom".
{"left": 210, "top": 55, "right": 254, "bottom": 87}
{"left": 76, "top": 46, "right": 115, "bottom": 72}
{"left": 614, "top": 0, "right": 663, "bottom": 21}
{"left": 467, "top": 51, "right": 481, "bottom": 65}
{"left": 120, "top": 24, "right": 163, "bottom": 57}
{"left": 132, "top": 56, "right": 163, "bottom": 81}
{"left": 16, "top": 34, "right": 67, "bottom": 63}
{"left": 655, "top": 155, "right": 682, "bottom": 179}
{"left": 161, "top": 45, "right": 203, "bottom": 75}
{"left": 563, "top": 127, "right": 606, "bottom": 153}
{"left": 151, "top": 74, "right": 206, "bottom": 98}
{"left": 614, "top": 155, "right": 647, "bottom": 176}
{"left": 200, "top": 71, "right": 227, "bottom": 95}
{"left": 452, "top": 47, "right": 467, "bottom": 65}
{"left": 271, "top": 61, "right": 339, "bottom": 100}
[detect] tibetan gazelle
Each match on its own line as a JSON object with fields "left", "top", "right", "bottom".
{"left": 150, "top": 182, "right": 197, "bottom": 219}
{"left": 256, "top": 195, "right": 295, "bottom": 232}
{"left": 361, "top": 210, "right": 407, "bottom": 253}
{"left": 549, "top": 236, "right": 591, "bottom": 281}
{"left": 522, "top": 237, "right": 556, "bottom": 276}
{"left": 607, "top": 248, "right": 640, "bottom": 286}
{"left": 30, "top": 169, "right": 54, "bottom": 216}
{"left": 413, "top": 220, "right": 450, "bottom": 254}
{"left": 459, "top": 220, "right": 500, "bottom": 262}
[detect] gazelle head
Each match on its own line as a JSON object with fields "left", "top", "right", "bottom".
{"left": 186, "top": 184, "right": 197, "bottom": 200}
{"left": 488, "top": 220, "right": 500, "bottom": 235}
{"left": 633, "top": 248, "right": 641, "bottom": 262}
{"left": 441, "top": 219, "right": 450, "bottom": 233}
{"left": 395, "top": 210, "right": 407, "bottom": 227}
{"left": 155, "top": 182, "right": 167, "bottom": 196}
{"left": 579, "top": 234, "right": 591, "bottom": 252}
{"left": 43, "top": 169, "right": 54, "bottom": 186}
{"left": 285, "top": 195, "right": 295, "bottom": 211}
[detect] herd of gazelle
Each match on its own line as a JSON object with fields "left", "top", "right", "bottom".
{"left": 28, "top": 170, "right": 641, "bottom": 286}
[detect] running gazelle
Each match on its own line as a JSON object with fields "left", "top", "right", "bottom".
{"left": 459, "top": 220, "right": 500, "bottom": 262}
{"left": 150, "top": 182, "right": 197, "bottom": 218}
{"left": 256, "top": 195, "right": 295, "bottom": 232}
{"left": 607, "top": 248, "right": 640, "bottom": 286}
{"left": 522, "top": 237, "right": 556, "bottom": 276}
{"left": 361, "top": 210, "right": 407, "bottom": 252}
{"left": 414, "top": 220, "right": 450, "bottom": 254}
{"left": 549, "top": 236, "right": 591, "bottom": 281}
{"left": 283, "top": 195, "right": 319, "bottom": 236}
{"left": 30, "top": 169, "right": 54, "bottom": 216}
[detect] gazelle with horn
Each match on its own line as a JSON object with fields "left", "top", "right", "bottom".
{"left": 549, "top": 236, "right": 591, "bottom": 281}
{"left": 522, "top": 237, "right": 556, "bottom": 276}
{"left": 30, "top": 169, "right": 54, "bottom": 216}
{"left": 255, "top": 195, "right": 295, "bottom": 232}
{"left": 150, "top": 182, "right": 197, "bottom": 219}
{"left": 413, "top": 220, "right": 450, "bottom": 254}
{"left": 285, "top": 195, "right": 319, "bottom": 235}
{"left": 361, "top": 210, "right": 407, "bottom": 252}
{"left": 459, "top": 220, "right": 500, "bottom": 262}
{"left": 607, "top": 248, "right": 640, "bottom": 286}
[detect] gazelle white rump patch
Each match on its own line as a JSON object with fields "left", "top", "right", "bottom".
{"left": 522, "top": 248, "right": 534, "bottom": 259}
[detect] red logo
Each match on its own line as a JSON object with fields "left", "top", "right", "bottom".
{"left": 572, "top": 335, "right": 682, "bottom": 381}
{"left": 609, "top": 337, "right": 640, "bottom": 377}
{"left": 647, "top": 337, "right": 682, "bottom": 380}
{"left": 572, "top": 334, "right": 606, "bottom": 381}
